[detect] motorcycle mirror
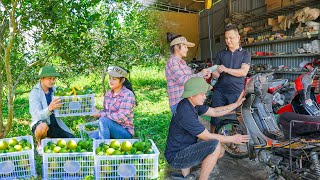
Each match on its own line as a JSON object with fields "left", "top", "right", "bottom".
{"left": 308, "top": 66, "right": 318, "bottom": 78}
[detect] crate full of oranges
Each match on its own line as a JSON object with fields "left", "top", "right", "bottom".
{"left": 54, "top": 85, "right": 95, "bottom": 117}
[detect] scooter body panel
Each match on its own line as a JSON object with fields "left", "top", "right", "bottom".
{"left": 242, "top": 94, "right": 268, "bottom": 147}
{"left": 240, "top": 69, "right": 320, "bottom": 178}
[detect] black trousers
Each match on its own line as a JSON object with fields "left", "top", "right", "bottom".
{"left": 210, "top": 90, "right": 240, "bottom": 126}
{"left": 31, "top": 115, "right": 74, "bottom": 138}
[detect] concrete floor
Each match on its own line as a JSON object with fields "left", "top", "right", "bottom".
{"left": 164, "top": 155, "right": 274, "bottom": 180}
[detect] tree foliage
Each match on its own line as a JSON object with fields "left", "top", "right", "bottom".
{"left": 0, "top": 0, "right": 164, "bottom": 137}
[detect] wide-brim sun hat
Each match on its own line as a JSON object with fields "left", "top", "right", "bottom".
{"left": 107, "top": 66, "right": 128, "bottom": 78}
{"left": 182, "top": 77, "right": 212, "bottom": 98}
{"left": 170, "top": 37, "right": 195, "bottom": 47}
{"left": 38, "top": 66, "right": 60, "bottom": 78}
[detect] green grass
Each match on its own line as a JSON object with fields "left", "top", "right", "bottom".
{"left": 132, "top": 67, "right": 171, "bottom": 178}
{"left": 3, "top": 66, "right": 171, "bottom": 179}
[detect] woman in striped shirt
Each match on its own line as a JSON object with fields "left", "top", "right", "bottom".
{"left": 92, "top": 66, "right": 136, "bottom": 139}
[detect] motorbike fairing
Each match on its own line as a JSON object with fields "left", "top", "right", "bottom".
{"left": 242, "top": 94, "right": 267, "bottom": 146}
{"left": 251, "top": 93, "right": 283, "bottom": 139}
{"left": 292, "top": 67, "right": 320, "bottom": 116}
{"left": 267, "top": 79, "right": 288, "bottom": 94}
{"left": 241, "top": 74, "right": 284, "bottom": 147}
{"left": 292, "top": 89, "right": 320, "bottom": 116}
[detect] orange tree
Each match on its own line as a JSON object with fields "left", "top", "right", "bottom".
{"left": 0, "top": 0, "right": 163, "bottom": 137}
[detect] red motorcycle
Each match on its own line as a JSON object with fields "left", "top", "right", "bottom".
{"left": 267, "top": 75, "right": 291, "bottom": 113}
{"left": 188, "top": 60, "right": 215, "bottom": 85}
{"left": 277, "top": 67, "right": 320, "bottom": 116}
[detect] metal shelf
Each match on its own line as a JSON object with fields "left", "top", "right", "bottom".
{"left": 252, "top": 70, "right": 319, "bottom": 75}
{"left": 247, "top": 24, "right": 300, "bottom": 35}
{"left": 242, "top": 34, "right": 319, "bottom": 47}
{"left": 247, "top": 27, "right": 272, "bottom": 35}
{"left": 244, "top": 0, "right": 320, "bottom": 81}
{"left": 273, "top": 71, "right": 309, "bottom": 75}
{"left": 218, "top": 26, "right": 272, "bottom": 36}
{"left": 243, "top": 0, "right": 320, "bottom": 25}
{"left": 252, "top": 54, "right": 320, "bottom": 59}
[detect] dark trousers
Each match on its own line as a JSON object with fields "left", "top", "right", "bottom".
{"left": 210, "top": 90, "right": 240, "bottom": 126}
{"left": 32, "top": 115, "right": 74, "bottom": 138}
{"left": 169, "top": 140, "right": 219, "bottom": 169}
{"left": 279, "top": 112, "right": 320, "bottom": 139}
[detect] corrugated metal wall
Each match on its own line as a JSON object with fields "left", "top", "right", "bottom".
{"left": 199, "top": 0, "right": 265, "bottom": 62}
{"left": 199, "top": 0, "right": 227, "bottom": 62}
{"left": 199, "top": 0, "right": 320, "bottom": 81}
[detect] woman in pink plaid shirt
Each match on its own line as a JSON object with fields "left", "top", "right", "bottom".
{"left": 165, "top": 33, "right": 211, "bottom": 114}
{"left": 92, "top": 66, "right": 136, "bottom": 139}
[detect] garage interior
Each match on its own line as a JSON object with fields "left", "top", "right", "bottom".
{"left": 153, "top": 0, "right": 320, "bottom": 82}
{"left": 153, "top": 1, "right": 320, "bottom": 178}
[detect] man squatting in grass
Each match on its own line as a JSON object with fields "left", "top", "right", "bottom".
{"left": 29, "top": 66, "right": 75, "bottom": 154}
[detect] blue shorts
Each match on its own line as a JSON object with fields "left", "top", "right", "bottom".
{"left": 169, "top": 140, "right": 219, "bottom": 169}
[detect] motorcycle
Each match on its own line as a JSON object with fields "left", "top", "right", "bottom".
{"left": 267, "top": 75, "right": 292, "bottom": 113}
{"left": 188, "top": 58, "right": 213, "bottom": 75}
{"left": 213, "top": 73, "right": 290, "bottom": 158}
{"left": 277, "top": 67, "right": 320, "bottom": 116}
{"left": 217, "top": 72, "right": 320, "bottom": 179}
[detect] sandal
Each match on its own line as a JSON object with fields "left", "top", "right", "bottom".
{"left": 229, "top": 143, "right": 241, "bottom": 153}
{"left": 171, "top": 172, "right": 196, "bottom": 180}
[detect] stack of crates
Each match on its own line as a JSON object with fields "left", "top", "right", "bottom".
{"left": 42, "top": 138, "right": 94, "bottom": 180}
{"left": 93, "top": 139, "right": 159, "bottom": 179}
{"left": 54, "top": 94, "right": 95, "bottom": 117}
{"left": 0, "top": 135, "right": 37, "bottom": 179}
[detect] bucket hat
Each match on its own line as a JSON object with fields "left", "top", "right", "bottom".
{"left": 38, "top": 66, "right": 60, "bottom": 78}
{"left": 182, "top": 77, "right": 212, "bottom": 98}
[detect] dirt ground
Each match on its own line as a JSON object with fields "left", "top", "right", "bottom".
{"left": 163, "top": 117, "right": 276, "bottom": 180}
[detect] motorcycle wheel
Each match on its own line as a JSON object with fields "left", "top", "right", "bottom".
{"left": 215, "top": 119, "right": 249, "bottom": 159}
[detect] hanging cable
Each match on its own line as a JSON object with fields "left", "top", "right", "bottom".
{"left": 207, "top": 9, "right": 213, "bottom": 63}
